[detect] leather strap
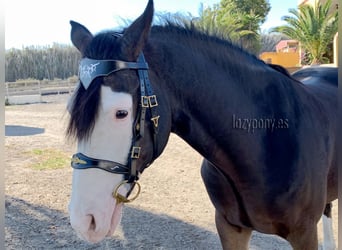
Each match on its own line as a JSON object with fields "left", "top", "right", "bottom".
{"left": 79, "top": 58, "right": 148, "bottom": 89}
{"left": 71, "top": 153, "right": 130, "bottom": 175}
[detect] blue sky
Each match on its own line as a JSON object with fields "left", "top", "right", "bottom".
{"left": 5, "top": 0, "right": 298, "bottom": 49}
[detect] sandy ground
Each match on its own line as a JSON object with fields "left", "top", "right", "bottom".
{"left": 5, "top": 94, "right": 338, "bottom": 249}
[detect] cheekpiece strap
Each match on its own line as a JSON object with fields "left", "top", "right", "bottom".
{"left": 79, "top": 58, "right": 149, "bottom": 89}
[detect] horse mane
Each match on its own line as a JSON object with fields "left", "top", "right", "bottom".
{"left": 152, "top": 22, "right": 259, "bottom": 62}
{"left": 150, "top": 22, "right": 296, "bottom": 80}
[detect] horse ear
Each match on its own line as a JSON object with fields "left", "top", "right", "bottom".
{"left": 70, "top": 20, "right": 93, "bottom": 55}
{"left": 120, "top": 0, "right": 154, "bottom": 60}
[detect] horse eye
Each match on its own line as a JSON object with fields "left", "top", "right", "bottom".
{"left": 116, "top": 110, "right": 128, "bottom": 119}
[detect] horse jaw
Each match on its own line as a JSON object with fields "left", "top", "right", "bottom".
{"left": 68, "top": 86, "right": 133, "bottom": 243}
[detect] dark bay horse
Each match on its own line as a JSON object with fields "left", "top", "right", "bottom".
{"left": 67, "top": 1, "right": 337, "bottom": 249}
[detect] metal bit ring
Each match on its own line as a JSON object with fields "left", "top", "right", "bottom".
{"left": 112, "top": 180, "right": 141, "bottom": 203}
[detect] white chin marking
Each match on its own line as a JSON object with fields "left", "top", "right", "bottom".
{"left": 322, "top": 215, "right": 336, "bottom": 250}
{"left": 69, "top": 86, "right": 134, "bottom": 243}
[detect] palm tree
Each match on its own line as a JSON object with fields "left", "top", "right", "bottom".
{"left": 272, "top": 0, "right": 338, "bottom": 65}
{"left": 193, "top": 3, "right": 245, "bottom": 42}
{"left": 193, "top": 3, "right": 262, "bottom": 53}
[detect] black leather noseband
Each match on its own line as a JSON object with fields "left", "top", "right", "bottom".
{"left": 71, "top": 153, "right": 130, "bottom": 174}
{"left": 71, "top": 52, "right": 159, "bottom": 183}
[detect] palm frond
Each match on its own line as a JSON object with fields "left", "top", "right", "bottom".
{"left": 271, "top": 0, "right": 338, "bottom": 64}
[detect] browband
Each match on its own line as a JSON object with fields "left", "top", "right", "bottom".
{"left": 79, "top": 58, "right": 149, "bottom": 89}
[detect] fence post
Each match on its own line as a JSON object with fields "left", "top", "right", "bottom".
{"left": 68, "top": 80, "right": 71, "bottom": 95}
{"left": 38, "top": 80, "right": 42, "bottom": 96}
{"left": 5, "top": 82, "right": 9, "bottom": 99}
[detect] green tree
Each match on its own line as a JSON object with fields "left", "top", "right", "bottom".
{"left": 272, "top": 0, "right": 338, "bottom": 65}
{"left": 194, "top": 3, "right": 244, "bottom": 41}
{"left": 218, "top": 0, "right": 270, "bottom": 53}
{"left": 218, "top": 0, "right": 271, "bottom": 24}
{"left": 5, "top": 44, "right": 81, "bottom": 82}
{"left": 193, "top": 0, "right": 270, "bottom": 54}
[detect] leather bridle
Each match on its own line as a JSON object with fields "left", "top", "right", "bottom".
{"left": 71, "top": 52, "right": 159, "bottom": 203}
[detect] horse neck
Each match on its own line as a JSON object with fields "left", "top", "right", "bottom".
{"left": 147, "top": 33, "right": 275, "bottom": 167}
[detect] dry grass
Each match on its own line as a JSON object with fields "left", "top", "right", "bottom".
{"left": 25, "top": 148, "right": 69, "bottom": 170}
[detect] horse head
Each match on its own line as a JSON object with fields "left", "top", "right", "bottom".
{"left": 67, "top": 0, "right": 171, "bottom": 242}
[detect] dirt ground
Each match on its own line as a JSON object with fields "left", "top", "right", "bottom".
{"left": 5, "top": 94, "right": 338, "bottom": 249}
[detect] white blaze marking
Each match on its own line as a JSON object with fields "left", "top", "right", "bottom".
{"left": 69, "top": 86, "right": 133, "bottom": 243}
{"left": 78, "top": 86, "right": 133, "bottom": 162}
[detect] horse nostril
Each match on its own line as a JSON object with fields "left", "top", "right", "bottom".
{"left": 88, "top": 215, "right": 96, "bottom": 231}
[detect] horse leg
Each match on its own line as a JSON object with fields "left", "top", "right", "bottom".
{"left": 286, "top": 223, "right": 318, "bottom": 250}
{"left": 201, "top": 159, "right": 252, "bottom": 250}
{"left": 215, "top": 210, "right": 252, "bottom": 250}
{"left": 322, "top": 203, "right": 336, "bottom": 250}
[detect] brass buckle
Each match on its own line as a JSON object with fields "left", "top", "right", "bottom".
{"left": 71, "top": 155, "right": 87, "bottom": 165}
{"left": 112, "top": 180, "right": 141, "bottom": 203}
{"left": 141, "top": 96, "right": 149, "bottom": 108}
{"left": 131, "top": 146, "right": 141, "bottom": 159}
{"left": 148, "top": 95, "right": 158, "bottom": 107}
{"left": 141, "top": 95, "right": 158, "bottom": 108}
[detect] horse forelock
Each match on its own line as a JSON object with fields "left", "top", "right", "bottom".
{"left": 67, "top": 78, "right": 102, "bottom": 141}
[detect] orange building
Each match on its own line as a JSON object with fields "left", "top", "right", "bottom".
{"left": 260, "top": 0, "right": 338, "bottom": 67}
{"left": 275, "top": 40, "right": 299, "bottom": 53}
{"left": 259, "top": 40, "right": 300, "bottom": 68}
